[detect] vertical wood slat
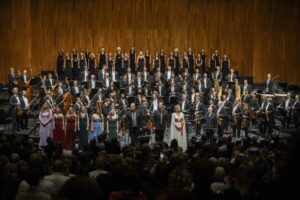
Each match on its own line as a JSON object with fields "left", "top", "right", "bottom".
{"left": 0, "top": 0, "right": 299, "bottom": 84}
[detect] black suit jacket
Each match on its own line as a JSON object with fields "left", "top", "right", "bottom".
{"left": 110, "top": 71, "right": 119, "bottom": 82}
{"left": 205, "top": 113, "right": 217, "bottom": 128}
{"left": 125, "top": 110, "right": 139, "bottom": 129}
{"left": 80, "top": 71, "right": 90, "bottom": 82}
{"left": 153, "top": 109, "right": 168, "bottom": 130}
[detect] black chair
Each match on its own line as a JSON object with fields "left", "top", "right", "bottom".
{"left": 288, "top": 83, "right": 300, "bottom": 94}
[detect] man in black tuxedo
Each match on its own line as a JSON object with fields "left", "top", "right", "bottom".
{"left": 20, "top": 90, "right": 30, "bottom": 130}
{"left": 46, "top": 73, "right": 56, "bottom": 90}
{"left": 19, "top": 69, "right": 31, "bottom": 90}
{"left": 138, "top": 99, "right": 151, "bottom": 136}
{"left": 264, "top": 73, "right": 273, "bottom": 94}
{"left": 205, "top": 107, "right": 217, "bottom": 140}
{"left": 71, "top": 80, "right": 81, "bottom": 97}
{"left": 125, "top": 103, "right": 140, "bottom": 145}
{"left": 8, "top": 67, "right": 18, "bottom": 96}
{"left": 10, "top": 87, "right": 21, "bottom": 132}
{"left": 80, "top": 66, "right": 90, "bottom": 82}
{"left": 110, "top": 65, "right": 119, "bottom": 82}
{"left": 153, "top": 102, "right": 168, "bottom": 142}
{"left": 98, "top": 65, "right": 107, "bottom": 81}
{"left": 241, "top": 79, "right": 252, "bottom": 96}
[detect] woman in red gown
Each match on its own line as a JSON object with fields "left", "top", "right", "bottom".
{"left": 53, "top": 107, "right": 65, "bottom": 147}
{"left": 64, "top": 107, "right": 77, "bottom": 150}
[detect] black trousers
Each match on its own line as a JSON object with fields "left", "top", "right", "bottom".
{"left": 11, "top": 108, "right": 21, "bottom": 132}
{"left": 129, "top": 127, "right": 139, "bottom": 145}
{"left": 21, "top": 110, "right": 29, "bottom": 129}
{"left": 232, "top": 119, "right": 242, "bottom": 137}
{"left": 155, "top": 129, "right": 165, "bottom": 142}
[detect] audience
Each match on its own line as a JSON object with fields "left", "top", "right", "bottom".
{"left": 0, "top": 131, "right": 298, "bottom": 200}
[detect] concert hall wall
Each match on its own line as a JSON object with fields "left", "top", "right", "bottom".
{"left": 0, "top": 0, "right": 299, "bottom": 84}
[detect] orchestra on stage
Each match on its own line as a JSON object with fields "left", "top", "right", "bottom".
{"left": 8, "top": 47, "right": 300, "bottom": 151}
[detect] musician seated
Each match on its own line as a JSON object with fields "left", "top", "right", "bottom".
{"left": 135, "top": 89, "right": 143, "bottom": 105}
{"left": 110, "top": 65, "right": 119, "bottom": 82}
{"left": 89, "top": 75, "right": 97, "bottom": 90}
{"left": 164, "top": 66, "right": 173, "bottom": 82}
{"left": 227, "top": 68, "right": 237, "bottom": 83}
{"left": 19, "top": 69, "right": 31, "bottom": 89}
{"left": 98, "top": 65, "right": 107, "bottom": 81}
{"left": 126, "top": 67, "right": 136, "bottom": 83}
{"left": 181, "top": 79, "right": 190, "bottom": 94}
{"left": 149, "top": 92, "right": 159, "bottom": 112}
{"left": 45, "top": 73, "right": 55, "bottom": 90}
{"left": 73, "top": 97, "right": 83, "bottom": 113}
{"left": 126, "top": 80, "right": 136, "bottom": 96}
{"left": 102, "top": 73, "right": 111, "bottom": 89}
{"left": 155, "top": 80, "right": 166, "bottom": 97}
{"left": 154, "top": 67, "right": 163, "bottom": 80}
{"left": 195, "top": 79, "right": 205, "bottom": 94}
{"left": 82, "top": 89, "right": 91, "bottom": 107}
{"left": 242, "top": 89, "right": 251, "bottom": 104}
{"left": 179, "top": 93, "right": 190, "bottom": 113}
{"left": 193, "top": 68, "right": 201, "bottom": 81}
{"left": 168, "top": 81, "right": 178, "bottom": 96}
{"left": 226, "top": 89, "right": 235, "bottom": 104}
{"left": 136, "top": 72, "right": 144, "bottom": 88}
{"left": 142, "top": 66, "right": 150, "bottom": 82}
{"left": 214, "top": 66, "right": 222, "bottom": 83}
{"left": 71, "top": 80, "right": 81, "bottom": 97}
{"left": 202, "top": 73, "right": 212, "bottom": 90}
{"left": 143, "top": 83, "right": 152, "bottom": 97}
{"left": 80, "top": 65, "right": 90, "bottom": 82}
{"left": 118, "top": 93, "right": 127, "bottom": 109}
{"left": 279, "top": 92, "right": 293, "bottom": 128}
{"left": 193, "top": 95, "right": 206, "bottom": 116}
{"left": 95, "top": 88, "right": 106, "bottom": 102}
{"left": 241, "top": 79, "right": 252, "bottom": 96}
{"left": 264, "top": 73, "right": 273, "bottom": 94}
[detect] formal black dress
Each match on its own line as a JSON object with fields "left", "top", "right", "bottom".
{"left": 123, "top": 58, "right": 129, "bottom": 76}
{"left": 65, "top": 58, "right": 73, "bottom": 80}
{"left": 72, "top": 53, "right": 79, "bottom": 80}
{"left": 57, "top": 53, "right": 64, "bottom": 80}
{"left": 159, "top": 53, "right": 166, "bottom": 72}
{"left": 174, "top": 53, "right": 180, "bottom": 75}
{"left": 88, "top": 58, "right": 96, "bottom": 75}
{"left": 79, "top": 57, "right": 86, "bottom": 72}
{"left": 153, "top": 57, "right": 160, "bottom": 73}
{"left": 137, "top": 57, "right": 145, "bottom": 72}
{"left": 145, "top": 53, "right": 151, "bottom": 72}
{"left": 221, "top": 59, "right": 230, "bottom": 81}
{"left": 107, "top": 57, "right": 114, "bottom": 72}
{"left": 115, "top": 52, "right": 123, "bottom": 73}
{"left": 99, "top": 52, "right": 106, "bottom": 70}
{"left": 129, "top": 50, "right": 136, "bottom": 73}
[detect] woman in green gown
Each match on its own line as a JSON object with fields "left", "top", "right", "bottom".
{"left": 78, "top": 106, "right": 89, "bottom": 150}
{"left": 107, "top": 107, "right": 118, "bottom": 142}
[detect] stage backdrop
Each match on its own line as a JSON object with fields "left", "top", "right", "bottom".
{"left": 0, "top": 0, "right": 299, "bottom": 84}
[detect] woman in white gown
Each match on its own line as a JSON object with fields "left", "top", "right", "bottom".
{"left": 170, "top": 105, "right": 187, "bottom": 151}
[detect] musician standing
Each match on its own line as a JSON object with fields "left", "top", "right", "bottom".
{"left": 138, "top": 100, "right": 151, "bottom": 136}
{"left": 205, "top": 107, "right": 217, "bottom": 140}
{"left": 232, "top": 98, "right": 243, "bottom": 138}
{"left": 126, "top": 103, "right": 140, "bottom": 145}
{"left": 293, "top": 95, "right": 300, "bottom": 130}
{"left": 280, "top": 92, "right": 293, "bottom": 129}
{"left": 10, "top": 87, "right": 21, "bottom": 132}
{"left": 264, "top": 74, "right": 273, "bottom": 94}
{"left": 153, "top": 102, "right": 168, "bottom": 142}
{"left": 20, "top": 90, "right": 30, "bottom": 130}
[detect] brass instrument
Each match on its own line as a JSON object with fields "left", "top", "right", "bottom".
{"left": 235, "top": 79, "right": 241, "bottom": 100}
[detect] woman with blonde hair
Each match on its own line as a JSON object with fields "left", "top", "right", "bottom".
{"left": 169, "top": 104, "right": 187, "bottom": 151}
{"left": 64, "top": 106, "right": 77, "bottom": 150}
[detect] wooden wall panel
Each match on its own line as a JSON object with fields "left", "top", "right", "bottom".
{"left": 0, "top": 0, "right": 300, "bottom": 85}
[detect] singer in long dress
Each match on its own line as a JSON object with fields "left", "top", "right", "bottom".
{"left": 169, "top": 105, "right": 187, "bottom": 151}
{"left": 39, "top": 104, "right": 54, "bottom": 148}
{"left": 89, "top": 109, "right": 104, "bottom": 143}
